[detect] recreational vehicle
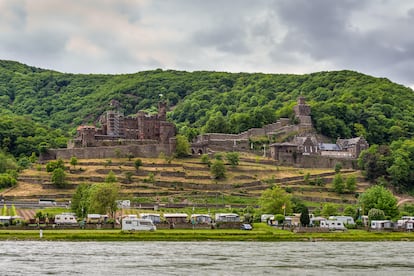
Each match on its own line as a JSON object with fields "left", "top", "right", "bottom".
{"left": 122, "top": 217, "right": 156, "bottom": 231}
{"left": 215, "top": 213, "right": 240, "bottom": 222}
{"left": 54, "top": 213, "right": 77, "bottom": 225}
{"left": 190, "top": 214, "right": 212, "bottom": 224}
{"left": 320, "top": 219, "right": 347, "bottom": 231}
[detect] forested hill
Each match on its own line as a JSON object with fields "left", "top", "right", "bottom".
{"left": 1, "top": 59, "right": 414, "bottom": 156}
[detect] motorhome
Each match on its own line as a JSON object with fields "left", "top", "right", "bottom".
{"left": 122, "top": 217, "right": 156, "bottom": 231}
{"left": 320, "top": 219, "right": 347, "bottom": 231}
{"left": 54, "top": 213, "right": 77, "bottom": 225}
{"left": 215, "top": 213, "right": 240, "bottom": 222}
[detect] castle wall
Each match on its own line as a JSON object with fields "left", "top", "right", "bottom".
{"left": 45, "top": 143, "right": 174, "bottom": 160}
{"left": 297, "top": 155, "right": 357, "bottom": 169}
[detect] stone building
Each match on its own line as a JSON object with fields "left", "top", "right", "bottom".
{"left": 191, "top": 96, "right": 314, "bottom": 155}
{"left": 69, "top": 101, "right": 175, "bottom": 148}
{"left": 43, "top": 101, "right": 176, "bottom": 160}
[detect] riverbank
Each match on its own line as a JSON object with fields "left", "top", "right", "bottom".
{"left": 1, "top": 224, "right": 414, "bottom": 242}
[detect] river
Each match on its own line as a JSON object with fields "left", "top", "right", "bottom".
{"left": 1, "top": 241, "right": 413, "bottom": 275}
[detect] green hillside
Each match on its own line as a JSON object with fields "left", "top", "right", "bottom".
{"left": 1, "top": 60, "right": 414, "bottom": 149}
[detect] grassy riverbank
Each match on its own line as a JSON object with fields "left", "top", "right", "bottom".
{"left": 1, "top": 224, "right": 414, "bottom": 242}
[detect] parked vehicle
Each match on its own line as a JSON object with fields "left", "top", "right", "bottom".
{"left": 54, "top": 213, "right": 77, "bottom": 225}
{"left": 86, "top": 214, "right": 108, "bottom": 224}
{"left": 140, "top": 213, "right": 161, "bottom": 224}
{"left": 320, "top": 220, "right": 346, "bottom": 231}
{"left": 122, "top": 217, "right": 156, "bottom": 231}
{"left": 215, "top": 213, "right": 240, "bottom": 222}
{"left": 240, "top": 223, "right": 253, "bottom": 230}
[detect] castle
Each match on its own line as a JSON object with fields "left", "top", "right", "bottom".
{"left": 191, "top": 96, "right": 368, "bottom": 168}
{"left": 45, "top": 100, "right": 176, "bottom": 160}
{"left": 46, "top": 96, "right": 368, "bottom": 168}
{"left": 69, "top": 100, "right": 175, "bottom": 148}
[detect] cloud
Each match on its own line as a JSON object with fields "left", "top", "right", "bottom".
{"left": 0, "top": 0, "right": 413, "bottom": 87}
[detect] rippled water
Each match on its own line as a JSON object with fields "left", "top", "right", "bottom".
{"left": 1, "top": 241, "right": 413, "bottom": 275}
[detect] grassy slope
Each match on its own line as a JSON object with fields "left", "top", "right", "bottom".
{"left": 6, "top": 154, "right": 365, "bottom": 209}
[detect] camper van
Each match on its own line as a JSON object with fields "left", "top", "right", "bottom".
{"left": 122, "top": 217, "right": 156, "bottom": 231}
{"left": 54, "top": 213, "right": 77, "bottom": 225}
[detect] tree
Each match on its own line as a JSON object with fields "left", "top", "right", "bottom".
{"left": 334, "top": 163, "right": 342, "bottom": 173}
{"left": 105, "top": 170, "right": 117, "bottom": 183}
{"left": 51, "top": 168, "right": 66, "bottom": 188}
{"left": 321, "top": 203, "right": 338, "bottom": 217}
{"left": 200, "top": 154, "right": 211, "bottom": 167}
{"left": 71, "top": 183, "right": 91, "bottom": 218}
{"left": 210, "top": 159, "right": 226, "bottom": 179}
{"left": 1, "top": 204, "right": 7, "bottom": 216}
{"left": 46, "top": 158, "right": 65, "bottom": 172}
{"left": 300, "top": 206, "right": 310, "bottom": 227}
{"left": 358, "top": 185, "right": 398, "bottom": 218}
{"left": 9, "top": 204, "right": 17, "bottom": 216}
{"left": 258, "top": 185, "right": 292, "bottom": 215}
{"left": 343, "top": 206, "right": 356, "bottom": 217}
{"left": 70, "top": 156, "right": 78, "bottom": 170}
{"left": 175, "top": 134, "right": 191, "bottom": 158}
{"left": 368, "top": 208, "right": 386, "bottom": 221}
{"left": 226, "top": 152, "right": 240, "bottom": 167}
{"left": 345, "top": 175, "right": 357, "bottom": 193}
{"left": 134, "top": 159, "right": 143, "bottom": 171}
{"left": 88, "top": 183, "right": 119, "bottom": 217}
{"left": 332, "top": 173, "right": 345, "bottom": 194}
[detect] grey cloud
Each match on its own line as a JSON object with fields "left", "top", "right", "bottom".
{"left": 192, "top": 25, "right": 251, "bottom": 55}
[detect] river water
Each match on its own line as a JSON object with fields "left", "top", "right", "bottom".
{"left": 1, "top": 241, "right": 413, "bottom": 275}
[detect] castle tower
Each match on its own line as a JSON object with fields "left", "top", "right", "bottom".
{"left": 157, "top": 101, "right": 167, "bottom": 121}
{"left": 293, "top": 96, "right": 312, "bottom": 126}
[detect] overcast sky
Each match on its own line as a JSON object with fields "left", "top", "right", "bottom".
{"left": 1, "top": 0, "right": 414, "bottom": 88}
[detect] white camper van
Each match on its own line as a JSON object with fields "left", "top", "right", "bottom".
{"left": 122, "top": 217, "right": 156, "bottom": 231}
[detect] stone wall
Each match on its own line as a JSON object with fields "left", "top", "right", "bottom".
{"left": 43, "top": 143, "right": 174, "bottom": 161}
{"left": 297, "top": 155, "right": 357, "bottom": 169}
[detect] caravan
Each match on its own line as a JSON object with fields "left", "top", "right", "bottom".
{"left": 122, "top": 216, "right": 156, "bottom": 231}
{"left": 54, "top": 213, "right": 77, "bottom": 225}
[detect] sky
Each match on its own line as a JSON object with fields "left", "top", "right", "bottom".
{"left": 1, "top": 0, "right": 414, "bottom": 88}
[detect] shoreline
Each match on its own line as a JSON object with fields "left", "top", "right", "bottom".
{"left": 1, "top": 227, "right": 414, "bottom": 242}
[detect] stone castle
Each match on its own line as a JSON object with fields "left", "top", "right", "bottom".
{"left": 46, "top": 100, "right": 176, "bottom": 160}
{"left": 69, "top": 100, "right": 175, "bottom": 148}
{"left": 46, "top": 96, "right": 368, "bottom": 168}
{"left": 191, "top": 96, "right": 368, "bottom": 169}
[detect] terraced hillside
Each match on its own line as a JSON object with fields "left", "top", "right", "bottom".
{"left": 3, "top": 155, "right": 367, "bottom": 207}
